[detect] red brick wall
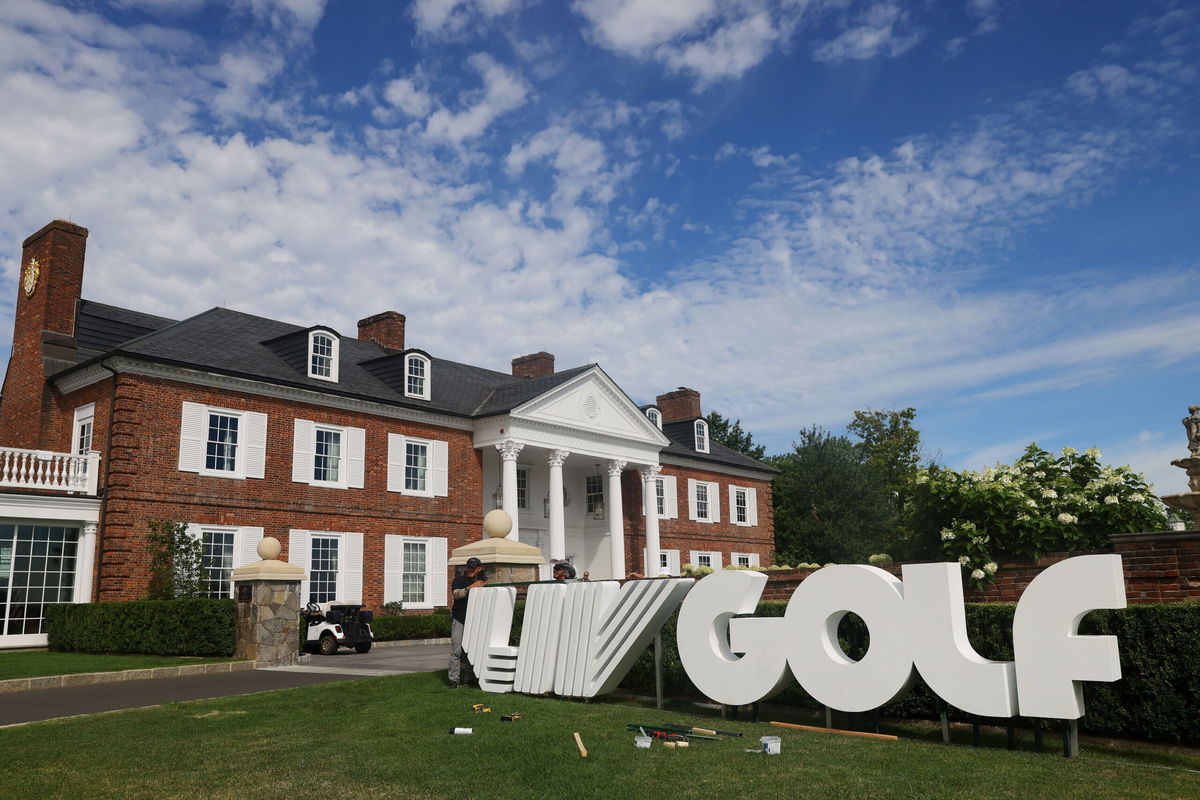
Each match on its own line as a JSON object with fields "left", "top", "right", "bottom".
{"left": 511, "top": 352, "right": 555, "bottom": 378}
{"left": 655, "top": 388, "right": 701, "bottom": 422}
{"left": 622, "top": 463, "right": 774, "bottom": 575}
{"left": 87, "top": 373, "right": 483, "bottom": 606}
{"left": 357, "top": 311, "right": 405, "bottom": 351}
{"left": 756, "top": 531, "right": 1200, "bottom": 604}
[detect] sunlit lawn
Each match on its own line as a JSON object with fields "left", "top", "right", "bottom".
{"left": 0, "top": 651, "right": 238, "bottom": 680}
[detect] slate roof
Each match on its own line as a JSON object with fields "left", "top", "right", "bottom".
{"left": 56, "top": 301, "right": 777, "bottom": 474}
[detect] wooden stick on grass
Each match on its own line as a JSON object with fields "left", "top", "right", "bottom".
{"left": 574, "top": 732, "right": 588, "bottom": 757}
{"left": 769, "top": 721, "right": 898, "bottom": 741}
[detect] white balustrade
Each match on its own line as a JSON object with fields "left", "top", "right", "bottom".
{"left": 0, "top": 447, "right": 100, "bottom": 494}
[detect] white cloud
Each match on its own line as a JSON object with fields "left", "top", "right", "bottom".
{"left": 424, "top": 53, "right": 531, "bottom": 142}
{"left": 412, "top": 0, "right": 525, "bottom": 39}
{"left": 383, "top": 78, "right": 433, "bottom": 118}
{"left": 812, "top": 2, "right": 922, "bottom": 64}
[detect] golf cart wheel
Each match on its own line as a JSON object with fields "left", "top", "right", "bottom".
{"left": 354, "top": 642, "right": 372, "bottom": 654}
{"left": 318, "top": 634, "right": 338, "bottom": 656}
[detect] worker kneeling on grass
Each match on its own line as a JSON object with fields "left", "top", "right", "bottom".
{"left": 449, "top": 556, "right": 487, "bottom": 689}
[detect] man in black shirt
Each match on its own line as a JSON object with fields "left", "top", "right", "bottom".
{"left": 448, "top": 556, "right": 487, "bottom": 688}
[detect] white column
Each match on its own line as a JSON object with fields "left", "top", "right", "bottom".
{"left": 641, "top": 465, "right": 663, "bottom": 576}
{"left": 547, "top": 449, "right": 569, "bottom": 562}
{"left": 75, "top": 522, "right": 98, "bottom": 603}
{"left": 606, "top": 460, "right": 627, "bottom": 579}
{"left": 497, "top": 441, "right": 524, "bottom": 541}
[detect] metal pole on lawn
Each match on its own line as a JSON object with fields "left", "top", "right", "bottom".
{"left": 654, "top": 633, "right": 663, "bottom": 710}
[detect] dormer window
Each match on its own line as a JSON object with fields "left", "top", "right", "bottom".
{"left": 405, "top": 353, "right": 431, "bottom": 400}
{"left": 308, "top": 330, "right": 339, "bottom": 382}
{"left": 646, "top": 408, "right": 662, "bottom": 429}
{"left": 694, "top": 419, "right": 709, "bottom": 453}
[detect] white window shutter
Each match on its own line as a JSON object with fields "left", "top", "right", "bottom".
{"left": 709, "top": 481, "right": 721, "bottom": 522}
{"left": 666, "top": 550, "right": 681, "bottom": 576}
{"left": 292, "top": 419, "right": 314, "bottom": 484}
{"left": 343, "top": 532, "right": 364, "bottom": 604}
{"left": 347, "top": 427, "right": 366, "bottom": 489}
{"left": 429, "top": 536, "right": 448, "bottom": 607}
{"left": 749, "top": 553, "right": 761, "bottom": 567}
{"left": 641, "top": 548, "right": 649, "bottom": 576}
{"left": 383, "top": 535, "right": 403, "bottom": 604}
{"left": 289, "top": 530, "right": 311, "bottom": 602}
{"left": 687, "top": 479, "right": 698, "bottom": 521}
{"left": 728, "top": 485, "right": 737, "bottom": 522}
{"left": 387, "top": 434, "right": 405, "bottom": 493}
{"left": 178, "top": 403, "right": 206, "bottom": 472}
{"left": 236, "top": 527, "right": 264, "bottom": 568}
{"left": 664, "top": 475, "right": 678, "bottom": 519}
{"left": 689, "top": 550, "right": 700, "bottom": 567}
{"left": 748, "top": 488, "right": 758, "bottom": 526}
{"left": 431, "top": 440, "right": 449, "bottom": 497}
{"left": 712, "top": 551, "right": 723, "bottom": 569}
{"left": 243, "top": 412, "right": 268, "bottom": 479}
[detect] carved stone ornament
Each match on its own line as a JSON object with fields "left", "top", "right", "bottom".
{"left": 547, "top": 449, "right": 569, "bottom": 468}
{"left": 607, "top": 460, "right": 627, "bottom": 476}
{"left": 582, "top": 394, "right": 601, "bottom": 420}
{"left": 22, "top": 258, "right": 39, "bottom": 297}
{"left": 1185, "top": 405, "right": 1200, "bottom": 456}
{"left": 496, "top": 440, "right": 525, "bottom": 460}
{"left": 640, "top": 464, "right": 662, "bottom": 482}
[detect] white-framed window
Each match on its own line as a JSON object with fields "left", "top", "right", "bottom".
{"left": 655, "top": 478, "right": 665, "bottom": 517}
{"left": 187, "top": 525, "right": 264, "bottom": 599}
{"left": 404, "top": 353, "right": 431, "bottom": 400}
{"left": 646, "top": 408, "right": 661, "bottom": 429}
{"left": 694, "top": 419, "right": 709, "bottom": 453}
{"left": 386, "top": 434, "right": 449, "bottom": 497}
{"left": 690, "top": 550, "right": 723, "bottom": 570}
{"left": 179, "top": 402, "right": 267, "bottom": 479}
{"left": 643, "top": 548, "right": 681, "bottom": 576}
{"left": 72, "top": 403, "right": 95, "bottom": 457}
{"left": 732, "top": 552, "right": 761, "bottom": 568}
{"left": 384, "top": 534, "right": 448, "bottom": 609}
{"left": 292, "top": 419, "right": 365, "bottom": 489}
{"left": 688, "top": 479, "right": 721, "bottom": 523}
{"left": 308, "top": 330, "right": 339, "bottom": 382}
{"left": 729, "top": 485, "right": 759, "bottom": 527}
{"left": 585, "top": 474, "right": 604, "bottom": 514}
{"left": 517, "top": 467, "right": 529, "bottom": 509}
{"left": 644, "top": 474, "right": 678, "bottom": 520}
{"left": 289, "top": 530, "right": 363, "bottom": 604}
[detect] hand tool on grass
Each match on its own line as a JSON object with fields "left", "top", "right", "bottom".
{"left": 769, "top": 720, "right": 898, "bottom": 741}
{"left": 627, "top": 722, "right": 740, "bottom": 737}
{"left": 624, "top": 725, "right": 720, "bottom": 741}
{"left": 573, "top": 732, "right": 588, "bottom": 757}
{"left": 501, "top": 713, "right": 522, "bottom": 722}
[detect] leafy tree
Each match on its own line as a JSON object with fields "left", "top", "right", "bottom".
{"left": 907, "top": 444, "right": 1168, "bottom": 587}
{"left": 847, "top": 407, "right": 925, "bottom": 510}
{"left": 704, "top": 410, "right": 767, "bottom": 460}
{"left": 145, "top": 519, "right": 205, "bottom": 599}
{"left": 770, "top": 426, "right": 898, "bottom": 564}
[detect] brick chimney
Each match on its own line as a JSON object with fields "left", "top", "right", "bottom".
{"left": 357, "top": 311, "right": 406, "bottom": 351}
{"left": 0, "top": 220, "right": 89, "bottom": 449}
{"left": 512, "top": 351, "right": 555, "bottom": 378}
{"left": 656, "top": 387, "right": 701, "bottom": 422}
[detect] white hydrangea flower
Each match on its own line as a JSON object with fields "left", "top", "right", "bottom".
{"left": 1104, "top": 495, "right": 1119, "bottom": 505}
{"left": 1085, "top": 447, "right": 1101, "bottom": 459}
{"left": 940, "top": 528, "right": 955, "bottom": 541}
{"left": 1130, "top": 493, "right": 1145, "bottom": 503}
{"left": 972, "top": 535, "right": 987, "bottom": 545}
{"left": 915, "top": 473, "right": 929, "bottom": 485}
{"left": 1062, "top": 446, "right": 1077, "bottom": 456}
{"left": 984, "top": 562, "right": 998, "bottom": 575}
{"left": 1033, "top": 471, "right": 1046, "bottom": 479}
{"left": 971, "top": 569, "right": 986, "bottom": 580}
{"left": 1042, "top": 489, "right": 1058, "bottom": 499}
{"left": 1057, "top": 513, "right": 1078, "bottom": 524}
{"left": 958, "top": 555, "right": 970, "bottom": 566}
{"left": 1026, "top": 499, "right": 1038, "bottom": 508}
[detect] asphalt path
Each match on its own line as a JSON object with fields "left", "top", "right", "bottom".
{"left": 0, "top": 642, "right": 451, "bottom": 727}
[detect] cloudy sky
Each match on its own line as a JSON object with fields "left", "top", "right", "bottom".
{"left": 1, "top": 0, "right": 1197, "bottom": 493}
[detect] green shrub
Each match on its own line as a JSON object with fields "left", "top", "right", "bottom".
{"left": 371, "top": 614, "right": 452, "bottom": 641}
{"left": 46, "top": 599, "right": 235, "bottom": 657}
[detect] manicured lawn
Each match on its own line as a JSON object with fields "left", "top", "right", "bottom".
{"left": 1, "top": 672, "right": 1197, "bottom": 799}
{"left": 0, "top": 651, "right": 238, "bottom": 680}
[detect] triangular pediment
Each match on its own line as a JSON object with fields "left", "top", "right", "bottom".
{"left": 510, "top": 368, "right": 668, "bottom": 446}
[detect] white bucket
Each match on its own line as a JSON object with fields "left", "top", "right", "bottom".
{"left": 760, "top": 735, "right": 781, "bottom": 755}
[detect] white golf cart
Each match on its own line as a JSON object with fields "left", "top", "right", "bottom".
{"left": 302, "top": 602, "right": 375, "bottom": 655}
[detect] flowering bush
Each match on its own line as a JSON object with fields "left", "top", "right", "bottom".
{"left": 868, "top": 553, "right": 893, "bottom": 564}
{"left": 908, "top": 444, "right": 1167, "bottom": 588}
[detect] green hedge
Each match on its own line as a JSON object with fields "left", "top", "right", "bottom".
{"left": 618, "top": 601, "right": 1200, "bottom": 745}
{"left": 371, "top": 614, "right": 452, "bottom": 641}
{"left": 46, "top": 599, "right": 236, "bottom": 657}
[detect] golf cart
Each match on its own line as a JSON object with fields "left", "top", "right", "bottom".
{"left": 302, "top": 602, "right": 375, "bottom": 655}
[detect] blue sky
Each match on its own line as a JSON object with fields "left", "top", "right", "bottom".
{"left": 0, "top": 0, "right": 1197, "bottom": 494}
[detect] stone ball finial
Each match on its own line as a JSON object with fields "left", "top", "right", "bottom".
{"left": 257, "top": 536, "right": 282, "bottom": 561}
{"left": 483, "top": 509, "right": 513, "bottom": 538}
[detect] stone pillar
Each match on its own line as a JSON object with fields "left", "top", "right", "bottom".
{"left": 607, "top": 460, "right": 626, "bottom": 579}
{"left": 232, "top": 537, "right": 306, "bottom": 667}
{"left": 74, "top": 522, "right": 98, "bottom": 603}
{"left": 548, "top": 449, "right": 569, "bottom": 562}
{"left": 497, "top": 440, "right": 524, "bottom": 541}
{"left": 642, "top": 465, "right": 663, "bottom": 576}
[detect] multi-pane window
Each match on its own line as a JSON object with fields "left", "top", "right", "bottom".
{"left": 516, "top": 468, "right": 528, "bottom": 509}
{"left": 735, "top": 488, "right": 749, "bottom": 524}
{"left": 697, "top": 552, "right": 712, "bottom": 568}
{"left": 0, "top": 524, "right": 78, "bottom": 636}
{"left": 695, "top": 420, "right": 708, "bottom": 452}
{"left": 647, "top": 408, "right": 661, "bottom": 429}
{"left": 200, "top": 530, "right": 236, "bottom": 598}
{"left": 695, "top": 482, "right": 709, "bottom": 520}
{"left": 586, "top": 474, "right": 604, "bottom": 514}
{"left": 310, "top": 536, "right": 339, "bottom": 603}
{"left": 659, "top": 552, "right": 669, "bottom": 570}
{"left": 314, "top": 427, "right": 342, "bottom": 483}
{"left": 74, "top": 404, "right": 95, "bottom": 476}
{"left": 655, "top": 478, "right": 666, "bottom": 517}
{"left": 406, "top": 355, "right": 427, "bottom": 398}
{"left": 205, "top": 412, "right": 239, "bottom": 473}
{"left": 405, "top": 441, "right": 428, "bottom": 493}
{"left": 311, "top": 333, "right": 335, "bottom": 378}
{"left": 737, "top": 554, "right": 751, "bottom": 567}
{"left": 401, "top": 540, "right": 427, "bottom": 603}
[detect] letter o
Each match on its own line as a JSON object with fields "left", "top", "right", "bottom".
{"left": 783, "top": 565, "right": 914, "bottom": 713}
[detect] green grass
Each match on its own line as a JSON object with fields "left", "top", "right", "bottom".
{"left": 1, "top": 673, "right": 1197, "bottom": 799}
{"left": 0, "top": 651, "right": 238, "bottom": 680}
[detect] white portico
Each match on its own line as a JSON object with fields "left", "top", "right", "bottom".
{"left": 474, "top": 367, "right": 670, "bottom": 579}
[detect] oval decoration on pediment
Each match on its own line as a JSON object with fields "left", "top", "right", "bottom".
{"left": 582, "top": 393, "right": 601, "bottom": 421}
